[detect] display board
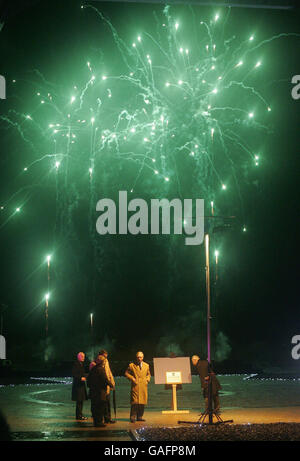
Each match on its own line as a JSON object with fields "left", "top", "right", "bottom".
{"left": 153, "top": 357, "right": 192, "bottom": 384}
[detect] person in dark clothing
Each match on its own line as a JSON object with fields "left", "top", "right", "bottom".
{"left": 191, "top": 355, "right": 222, "bottom": 414}
{"left": 87, "top": 354, "right": 114, "bottom": 427}
{"left": 0, "top": 410, "right": 11, "bottom": 441}
{"left": 72, "top": 351, "right": 88, "bottom": 420}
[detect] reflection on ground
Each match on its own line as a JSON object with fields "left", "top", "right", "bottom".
{"left": 0, "top": 375, "right": 300, "bottom": 440}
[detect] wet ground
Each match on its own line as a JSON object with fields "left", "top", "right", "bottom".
{"left": 0, "top": 375, "right": 300, "bottom": 441}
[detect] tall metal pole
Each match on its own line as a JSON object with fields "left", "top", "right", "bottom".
{"left": 205, "top": 233, "right": 211, "bottom": 363}
{"left": 205, "top": 233, "right": 214, "bottom": 424}
{"left": 90, "top": 313, "right": 94, "bottom": 359}
{"left": 178, "top": 224, "right": 234, "bottom": 426}
{"left": 45, "top": 294, "right": 49, "bottom": 338}
{"left": 46, "top": 256, "right": 51, "bottom": 338}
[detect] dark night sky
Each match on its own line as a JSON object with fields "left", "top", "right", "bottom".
{"left": 0, "top": 0, "right": 299, "bottom": 370}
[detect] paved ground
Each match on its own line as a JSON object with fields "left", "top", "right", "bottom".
{"left": 1, "top": 375, "right": 300, "bottom": 440}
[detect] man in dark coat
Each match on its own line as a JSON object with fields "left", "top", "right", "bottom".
{"left": 87, "top": 355, "right": 114, "bottom": 427}
{"left": 191, "top": 355, "right": 222, "bottom": 414}
{"left": 72, "top": 351, "right": 88, "bottom": 420}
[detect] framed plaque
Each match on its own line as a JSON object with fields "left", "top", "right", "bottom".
{"left": 166, "top": 371, "right": 182, "bottom": 384}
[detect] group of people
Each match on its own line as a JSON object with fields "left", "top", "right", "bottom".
{"left": 72, "top": 350, "right": 221, "bottom": 427}
{"left": 72, "top": 350, "right": 150, "bottom": 427}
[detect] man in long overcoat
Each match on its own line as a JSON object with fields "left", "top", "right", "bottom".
{"left": 72, "top": 351, "right": 88, "bottom": 420}
{"left": 87, "top": 354, "right": 114, "bottom": 427}
{"left": 125, "top": 351, "right": 151, "bottom": 423}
